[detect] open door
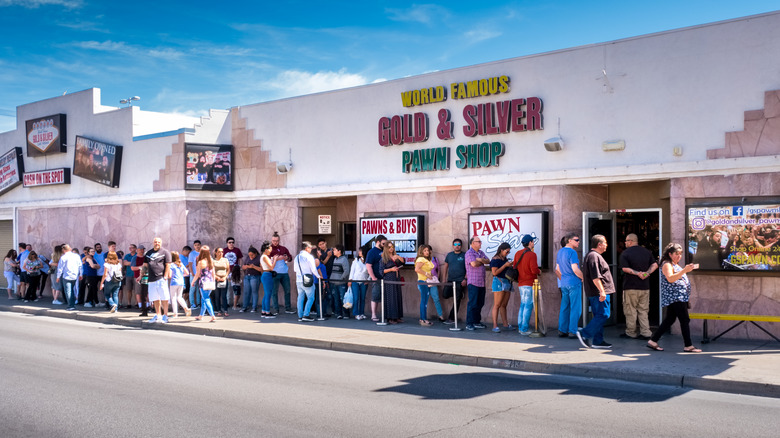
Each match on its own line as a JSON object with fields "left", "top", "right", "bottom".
{"left": 582, "top": 212, "right": 617, "bottom": 325}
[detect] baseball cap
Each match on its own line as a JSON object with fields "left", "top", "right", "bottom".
{"left": 521, "top": 235, "right": 534, "bottom": 246}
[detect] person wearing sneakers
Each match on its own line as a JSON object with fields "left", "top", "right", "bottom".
{"left": 465, "top": 236, "right": 490, "bottom": 331}
{"left": 143, "top": 237, "right": 172, "bottom": 323}
{"left": 169, "top": 251, "right": 191, "bottom": 318}
{"left": 98, "top": 251, "right": 123, "bottom": 313}
{"left": 576, "top": 234, "right": 615, "bottom": 349}
{"left": 515, "top": 235, "right": 541, "bottom": 335}
{"left": 294, "top": 241, "right": 320, "bottom": 322}
{"left": 555, "top": 233, "right": 584, "bottom": 339}
{"left": 619, "top": 233, "right": 658, "bottom": 340}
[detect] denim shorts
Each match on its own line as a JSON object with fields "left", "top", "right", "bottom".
{"left": 491, "top": 277, "right": 511, "bottom": 292}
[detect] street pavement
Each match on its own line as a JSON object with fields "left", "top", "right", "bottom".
{"left": 2, "top": 299, "right": 779, "bottom": 398}
{"left": 3, "top": 312, "right": 779, "bottom": 438}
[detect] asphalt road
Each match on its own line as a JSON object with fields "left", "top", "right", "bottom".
{"left": 1, "top": 312, "right": 778, "bottom": 438}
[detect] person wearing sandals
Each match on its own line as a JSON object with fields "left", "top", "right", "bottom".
{"left": 192, "top": 246, "right": 217, "bottom": 322}
{"left": 489, "top": 243, "right": 513, "bottom": 332}
{"left": 647, "top": 243, "right": 702, "bottom": 353}
{"left": 415, "top": 244, "right": 443, "bottom": 326}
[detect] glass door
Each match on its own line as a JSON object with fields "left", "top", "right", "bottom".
{"left": 581, "top": 212, "right": 617, "bottom": 325}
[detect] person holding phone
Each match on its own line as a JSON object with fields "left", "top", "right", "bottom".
{"left": 647, "top": 243, "right": 702, "bottom": 353}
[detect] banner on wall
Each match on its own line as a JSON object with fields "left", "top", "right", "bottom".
{"left": 23, "top": 168, "right": 71, "bottom": 187}
{"left": 26, "top": 114, "right": 67, "bottom": 157}
{"left": 184, "top": 143, "right": 233, "bottom": 191}
{"left": 73, "top": 136, "right": 123, "bottom": 188}
{"left": 687, "top": 203, "right": 780, "bottom": 271}
{"left": 359, "top": 215, "right": 425, "bottom": 264}
{"left": 468, "top": 211, "right": 549, "bottom": 268}
{"left": 0, "top": 147, "right": 24, "bottom": 196}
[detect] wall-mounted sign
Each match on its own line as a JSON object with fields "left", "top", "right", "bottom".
{"left": 23, "top": 168, "right": 71, "bottom": 187}
{"left": 184, "top": 143, "right": 233, "bottom": 191}
{"left": 73, "top": 136, "right": 123, "bottom": 188}
{"left": 360, "top": 215, "right": 425, "bottom": 264}
{"left": 26, "top": 114, "right": 67, "bottom": 157}
{"left": 687, "top": 203, "right": 780, "bottom": 271}
{"left": 318, "top": 214, "right": 332, "bottom": 234}
{"left": 0, "top": 147, "right": 24, "bottom": 196}
{"left": 468, "top": 211, "right": 549, "bottom": 268}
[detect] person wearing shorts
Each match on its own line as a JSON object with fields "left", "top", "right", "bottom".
{"left": 144, "top": 237, "right": 172, "bottom": 323}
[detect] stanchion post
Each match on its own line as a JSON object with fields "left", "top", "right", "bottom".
{"left": 449, "top": 280, "right": 461, "bottom": 331}
{"left": 529, "top": 278, "right": 544, "bottom": 338}
{"left": 316, "top": 277, "right": 326, "bottom": 321}
{"left": 376, "top": 279, "right": 388, "bottom": 326}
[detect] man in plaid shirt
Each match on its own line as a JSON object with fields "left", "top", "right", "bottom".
{"left": 465, "top": 236, "right": 491, "bottom": 330}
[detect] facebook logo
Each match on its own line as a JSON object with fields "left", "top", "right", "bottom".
{"left": 732, "top": 206, "right": 743, "bottom": 216}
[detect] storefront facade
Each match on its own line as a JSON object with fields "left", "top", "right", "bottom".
{"left": 1, "top": 12, "right": 779, "bottom": 339}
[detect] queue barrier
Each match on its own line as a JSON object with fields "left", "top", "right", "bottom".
{"left": 688, "top": 313, "right": 780, "bottom": 343}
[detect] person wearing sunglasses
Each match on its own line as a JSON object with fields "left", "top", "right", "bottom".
{"left": 555, "top": 233, "right": 584, "bottom": 338}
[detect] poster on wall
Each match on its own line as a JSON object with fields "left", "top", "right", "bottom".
{"left": 0, "top": 147, "right": 24, "bottom": 196}
{"left": 26, "top": 114, "right": 67, "bottom": 157}
{"left": 23, "top": 168, "right": 71, "bottom": 187}
{"left": 73, "top": 135, "right": 123, "bottom": 188}
{"left": 359, "top": 215, "right": 425, "bottom": 264}
{"left": 687, "top": 203, "right": 780, "bottom": 271}
{"left": 468, "top": 211, "right": 549, "bottom": 268}
{"left": 184, "top": 143, "right": 233, "bottom": 191}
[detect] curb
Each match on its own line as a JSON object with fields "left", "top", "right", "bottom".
{"left": 2, "top": 304, "right": 778, "bottom": 399}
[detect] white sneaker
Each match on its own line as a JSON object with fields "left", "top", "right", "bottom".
{"left": 52, "top": 300, "right": 63, "bottom": 305}
{"left": 84, "top": 303, "right": 93, "bottom": 308}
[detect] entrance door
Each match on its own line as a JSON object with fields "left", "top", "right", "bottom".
{"left": 582, "top": 212, "right": 616, "bottom": 325}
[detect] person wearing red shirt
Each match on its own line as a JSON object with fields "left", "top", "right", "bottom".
{"left": 514, "top": 235, "right": 541, "bottom": 335}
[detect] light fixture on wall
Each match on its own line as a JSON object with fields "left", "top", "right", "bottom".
{"left": 120, "top": 96, "right": 140, "bottom": 107}
{"left": 544, "top": 117, "right": 564, "bottom": 151}
{"left": 276, "top": 148, "right": 293, "bottom": 174}
{"left": 544, "top": 137, "right": 564, "bottom": 152}
{"left": 601, "top": 139, "right": 626, "bottom": 152}
{"left": 276, "top": 162, "right": 293, "bottom": 174}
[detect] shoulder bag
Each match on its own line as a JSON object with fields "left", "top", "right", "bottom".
{"left": 296, "top": 255, "right": 314, "bottom": 287}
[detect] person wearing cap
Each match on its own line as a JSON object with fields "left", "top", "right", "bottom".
{"left": 514, "top": 234, "right": 541, "bottom": 335}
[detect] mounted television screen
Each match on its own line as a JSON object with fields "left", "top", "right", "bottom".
{"left": 0, "top": 147, "right": 24, "bottom": 196}
{"left": 359, "top": 215, "right": 425, "bottom": 264}
{"left": 26, "top": 113, "right": 67, "bottom": 157}
{"left": 687, "top": 203, "right": 780, "bottom": 271}
{"left": 73, "top": 136, "right": 122, "bottom": 188}
{"left": 184, "top": 143, "right": 233, "bottom": 191}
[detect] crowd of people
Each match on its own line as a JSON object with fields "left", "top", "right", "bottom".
{"left": 4, "top": 231, "right": 702, "bottom": 351}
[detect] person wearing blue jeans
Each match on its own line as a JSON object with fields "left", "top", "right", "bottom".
{"left": 241, "top": 247, "right": 263, "bottom": 313}
{"left": 415, "top": 245, "right": 444, "bottom": 326}
{"left": 576, "top": 234, "right": 615, "bottom": 349}
{"left": 517, "top": 285, "right": 534, "bottom": 333}
{"left": 56, "top": 244, "right": 82, "bottom": 311}
{"left": 555, "top": 233, "right": 583, "bottom": 338}
{"left": 62, "top": 279, "right": 77, "bottom": 309}
{"left": 294, "top": 242, "right": 320, "bottom": 321}
{"left": 350, "top": 281, "right": 367, "bottom": 318}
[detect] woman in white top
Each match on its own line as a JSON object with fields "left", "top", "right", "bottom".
{"left": 4, "top": 249, "right": 18, "bottom": 300}
{"left": 294, "top": 241, "right": 320, "bottom": 321}
{"left": 260, "top": 241, "right": 279, "bottom": 318}
{"left": 348, "top": 247, "right": 370, "bottom": 319}
{"left": 98, "top": 251, "right": 123, "bottom": 313}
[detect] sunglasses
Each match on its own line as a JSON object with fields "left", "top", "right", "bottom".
{"left": 453, "top": 243, "right": 462, "bottom": 246}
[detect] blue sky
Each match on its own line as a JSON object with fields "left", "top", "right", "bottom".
{"left": 1, "top": 0, "right": 778, "bottom": 133}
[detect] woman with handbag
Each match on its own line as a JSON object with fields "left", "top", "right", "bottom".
{"left": 192, "top": 246, "right": 216, "bottom": 322}
{"left": 212, "top": 248, "right": 230, "bottom": 317}
{"left": 490, "top": 242, "right": 513, "bottom": 332}
{"left": 294, "top": 241, "right": 320, "bottom": 322}
{"left": 98, "top": 251, "right": 123, "bottom": 313}
{"left": 415, "top": 245, "right": 444, "bottom": 326}
{"left": 647, "top": 243, "right": 702, "bottom": 353}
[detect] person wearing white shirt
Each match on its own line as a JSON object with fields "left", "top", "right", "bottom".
{"left": 56, "top": 244, "right": 82, "bottom": 310}
{"left": 294, "top": 241, "right": 320, "bottom": 322}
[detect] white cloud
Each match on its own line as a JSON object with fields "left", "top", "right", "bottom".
{"left": 266, "top": 69, "right": 369, "bottom": 97}
{"left": 385, "top": 4, "right": 450, "bottom": 24}
{"left": 464, "top": 29, "right": 502, "bottom": 42}
{"left": 0, "top": 0, "right": 83, "bottom": 8}
{"left": 76, "top": 40, "right": 129, "bottom": 53}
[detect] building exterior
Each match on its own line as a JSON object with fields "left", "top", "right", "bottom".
{"left": 1, "top": 12, "right": 779, "bottom": 339}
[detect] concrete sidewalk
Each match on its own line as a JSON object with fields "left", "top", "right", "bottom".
{"left": 3, "top": 300, "right": 779, "bottom": 398}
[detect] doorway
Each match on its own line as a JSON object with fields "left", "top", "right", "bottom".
{"left": 582, "top": 209, "right": 662, "bottom": 327}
